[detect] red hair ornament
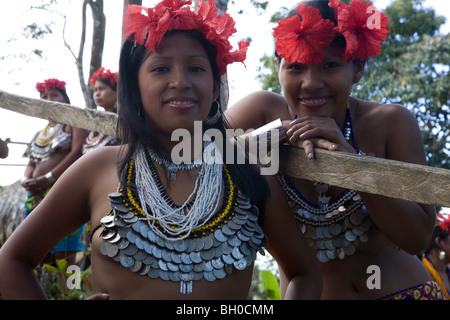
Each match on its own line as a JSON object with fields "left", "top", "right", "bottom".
{"left": 36, "top": 78, "right": 66, "bottom": 93}
{"left": 123, "top": 0, "right": 249, "bottom": 75}
{"left": 438, "top": 214, "right": 450, "bottom": 235}
{"left": 90, "top": 67, "right": 118, "bottom": 88}
{"left": 274, "top": 0, "right": 390, "bottom": 64}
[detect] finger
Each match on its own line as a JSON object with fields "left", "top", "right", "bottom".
{"left": 87, "top": 293, "right": 110, "bottom": 300}
{"left": 296, "top": 139, "right": 315, "bottom": 159}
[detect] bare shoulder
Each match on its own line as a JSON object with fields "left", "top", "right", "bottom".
{"left": 357, "top": 100, "right": 416, "bottom": 125}
{"left": 226, "top": 91, "right": 288, "bottom": 130}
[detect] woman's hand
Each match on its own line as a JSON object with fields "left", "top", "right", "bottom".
{"left": 286, "top": 116, "right": 357, "bottom": 158}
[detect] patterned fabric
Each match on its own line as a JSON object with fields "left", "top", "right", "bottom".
{"left": 378, "top": 281, "right": 445, "bottom": 300}
{"left": 23, "top": 190, "right": 85, "bottom": 253}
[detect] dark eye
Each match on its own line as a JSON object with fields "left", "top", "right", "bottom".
{"left": 152, "top": 66, "right": 169, "bottom": 73}
{"left": 323, "top": 62, "right": 339, "bottom": 69}
{"left": 287, "top": 63, "right": 305, "bottom": 71}
{"left": 189, "top": 65, "right": 206, "bottom": 72}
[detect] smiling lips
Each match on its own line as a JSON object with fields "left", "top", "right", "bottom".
{"left": 298, "top": 96, "right": 331, "bottom": 108}
{"left": 165, "top": 97, "right": 197, "bottom": 109}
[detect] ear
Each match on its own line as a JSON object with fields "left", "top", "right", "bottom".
{"left": 212, "top": 78, "right": 220, "bottom": 102}
{"left": 353, "top": 60, "right": 366, "bottom": 84}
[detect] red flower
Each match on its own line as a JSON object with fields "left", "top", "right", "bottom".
{"left": 36, "top": 79, "right": 66, "bottom": 93}
{"left": 122, "top": 0, "right": 247, "bottom": 75}
{"left": 90, "top": 67, "right": 118, "bottom": 88}
{"left": 274, "top": 5, "right": 335, "bottom": 65}
{"left": 438, "top": 214, "right": 450, "bottom": 235}
{"left": 334, "top": 0, "right": 390, "bottom": 61}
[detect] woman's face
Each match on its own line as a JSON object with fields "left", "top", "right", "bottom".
{"left": 93, "top": 80, "right": 116, "bottom": 112}
{"left": 40, "top": 89, "right": 67, "bottom": 103}
{"left": 137, "top": 32, "right": 219, "bottom": 139}
{"left": 277, "top": 45, "right": 364, "bottom": 119}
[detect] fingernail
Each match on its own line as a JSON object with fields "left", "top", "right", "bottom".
{"left": 308, "top": 153, "right": 314, "bottom": 159}
{"left": 286, "top": 129, "right": 292, "bottom": 136}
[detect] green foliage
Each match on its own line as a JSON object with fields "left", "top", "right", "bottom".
{"left": 39, "top": 258, "right": 92, "bottom": 300}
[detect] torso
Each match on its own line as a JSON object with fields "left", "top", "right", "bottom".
{"left": 86, "top": 145, "right": 264, "bottom": 299}
{"left": 226, "top": 92, "right": 432, "bottom": 299}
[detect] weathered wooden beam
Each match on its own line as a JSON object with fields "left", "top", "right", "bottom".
{"left": 0, "top": 90, "right": 118, "bottom": 137}
{"left": 1, "top": 90, "right": 449, "bottom": 207}
{"left": 280, "top": 146, "right": 450, "bottom": 208}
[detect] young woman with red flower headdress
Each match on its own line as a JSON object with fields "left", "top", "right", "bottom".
{"left": 82, "top": 67, "right": 119, "bottom": 154}
{"left": 421, "top": 214, "right": 450, "bottom": 299}
{"left": 20, "top": 79, "right": 89, "bottom": 271}
{"left": 0, "top": 0, "right": 320, "bottom": 300}
{"left": 225, "top": 0, "right": 440, "bottom": 300}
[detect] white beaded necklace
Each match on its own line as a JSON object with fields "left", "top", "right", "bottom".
{"left": 134, "top": 141, "right": 223, "bottom": 241}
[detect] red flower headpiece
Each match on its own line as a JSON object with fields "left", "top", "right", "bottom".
{"left": 90, "top": 67, "right": 118, "bottom": 88}
{"left": 273, "top": 0, "right": 390, "bottom": 64}
{"left": 36, "top": 78, "right": 66, "bottom": 93}
{"left": 438, "top": 214, "right": 450, "bottom": 235}
{"left": 123, "top": 0, "right": 249, "bottom": 75}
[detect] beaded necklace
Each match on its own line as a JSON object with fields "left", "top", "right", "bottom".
{"left": 99, "top": 150, "right": 267, "bottom": 294}
{"left": 279, "top": 102, "right": 374, "bottom": 263}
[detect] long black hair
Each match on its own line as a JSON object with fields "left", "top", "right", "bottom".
{"left": 116, "top": 30, "right": 270, "bottom": 215}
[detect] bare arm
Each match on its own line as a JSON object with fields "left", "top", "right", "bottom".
{"left": 262, "top": 175, "right": 321, "bottom": 300}
{"left": 0, "top": 150, "right": 96, "bottom": 299}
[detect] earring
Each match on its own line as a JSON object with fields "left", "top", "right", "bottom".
{"left": 205, "top": 101, "right": 221, "bottom": 125}
{"left": 439, "top": 251, "right": 446, "bottom": 261}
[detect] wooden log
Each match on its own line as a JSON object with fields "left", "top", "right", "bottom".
{"left": 280, "top": 146, "right": 450, "bottom": 208}
{"left": 0, "top": 90, "right": 118, "bottom": 137}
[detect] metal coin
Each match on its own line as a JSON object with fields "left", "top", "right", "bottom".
{"left": 113, "top": 219, "right": 128, "bottom": 228}
{"left": 124, "top": 243, "right": 138, "bottom": 256}
{"left": 325, "top": 239, "right": 335, "bottom": 250}
{"left": 134, "top": 237, "right": 145, "bottom": 250}
{"left": 143, "top": 255, "right": 155, "bottom": 265}
{"left": 179, "top": 264, "right": 194, "bottom": 273}
{"left": 233, "top": 258, "right": 247, "bottom": 271}
{"left": 213, "top": 268, "right": 227, "bottom": 279}
{"left": 159, "top": 260, "right": 169, "bottom": 271}
{"left": 104, "top": 243, "right": 119, "bottom": 258}
{"left": 203, "top": 271, "right": 216, "bottom": 282}
{"left": 213, "top": 244, "right": 224, "bottom": 258}
{"left": 119, "top": 211, "right": 135, "bottom": 220}
{"left": 139, "top": 264, "right": 151, "bottom": 276}
{"left": 359, "top": 233, "right": 369, "bottom": 243}
{"left": 232, "top": 247, "right": 244, "bottom": 260}
{"left": 222, "top": 254, "right": 235, "bottom": 265}
{"left": 102, "top": 229, "right": 117, "bottom": 241}
{"left": 326, "top": 249, "right": 336, "bottom": 260}
{"left": 169, "top": 272, "right": 180, "bottom": 282}
{"left": 186, "top": 239, "right": 196, "bottom": 253}
{"left": 181, "top": 252, "right": 192, "bottom": 265}
{"left": 152, "top": 246, "right": 162, "bottom": 259}
{"left": 236, "top": 200, "right": 252, "bottom": 210}
{"left": 139, "top": 223, "right": 150, "bottom": 238}
{"left": 240, "top": 243, "right": 251, "bottom": 256}
{"left": 144, "top": 242, "right": 154, "bottom": 255}
{"left": 131, "top": 260, "right": 142, "bottom": 272}
{"left": 99, "top": 242, "right": 108, "bottom": 256}
{"left": 193, "top": 261, "right": 206, "bottom": 272}
{"left": 344, "top": 230, "right": 357, "bottom": 242}
{"left": 101, "top": 215, "right": 115, "bottom": 226}
{"left": 214, "top": 229, "right": 227, "bottom": 242}
{"left": 118, "top": 227, "right": 130, "bottom": 238}
{"left": 159, "top": 271, "right": 170, "bottom": 281}
{"left": 343, "top": 244, "right": 356, "bottom": 256}
{"left": 120, "top": 255, "right": 135, "bottom": 268}
{"left": 155, "top": 235, "right": 166, "bottom": 248}
{"left": 112, "top": 203, "right": 130, "bottom": 213}
{"left": 134, "top": 250, "right": 148, "bottom": 261}
{"left": 171, "top": 252, "right": 182, "bottom": 264}
{"left": 329, "top": 223, "right": 342, "bottom": 236}
{"left": 352, "top": 227, "right": 363, "bottom": 237}
{"left": 126, "top": 231, "right": 138, "bottom": 244}
{"left": 212, "top": 258, "right": 224, "bottom": 269}
{"left": 350, "top": 211, "right": 364, "bottom": 225}
{"left": 200, "top": 248, "right": 215, "bottom": 261}
{"left": 108, "top": 192, "right": 123, "bottom": 199}
{"left": 193, "top": 238, "right": 204, "bottom": 251}
{"left": 221, "top": 225, "right": 235, "bottom": 236}
{"left": 147, "top": 229, "right": 157, "bottom": 243}
{"left": 161, "top": 249, "right": 172, "bottom": 262}
{"left": 148, "top": 268, "right": 159, "bottom": 279}
{"left": 124, "top": 215, "right": 138, "bottom": 223}
{"left": 204, "top": 261, "right": 214, "bottom": 272}
{"left": 203, "top": 235, "right": 214, "bottom": 250}
{"left": 227, "top": 235, "right": 242, "bottom": 247}
{"left": 317, "top": 251, "right": 329, "bottom": 263}
{"left": 227, "top": 220, "right": 241, "bottom": 231}
{"left": 174, "top": 240, "right": 188, "bottom": 252}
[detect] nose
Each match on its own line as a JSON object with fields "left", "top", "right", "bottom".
{"left": 301, "top": 66, "right": 324, "bottom": 91}
{"left": 169, "top": 67, "right": 191, "bottom": 90}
